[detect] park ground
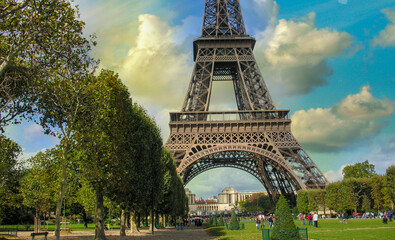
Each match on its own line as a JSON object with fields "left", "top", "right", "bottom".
{"left": 1, "top": 218, "right": 394, "bottom": 240}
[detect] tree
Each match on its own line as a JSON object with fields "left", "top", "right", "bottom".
{"left": 296, "top": 190, "right": 309, "bottom": 214}
{"left": 343, "top": 160, "right": 377, "bottom": 179}
{"left": 0, "top": 0, "right": 96, "bottom": 131}
{"left": 386, "top": 166, "right": 395, "bottom": 205}
{"left": 0, "top": 135, "right": 23, "bottom": 224}
{"left": 325, "top": 182, "right": 341, "bottom": 213}
{"left": 20, "top": 149, "right": 59, "bottom": 232}
{"left": 229, "top": 209, "right": 239, "bottom": 230}
{"left": 271, "top": 196, "right": 299, "bottom": 240}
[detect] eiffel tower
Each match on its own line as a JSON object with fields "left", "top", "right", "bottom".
{"left": 165, "top": 0, "right": 328, "bottom": 204}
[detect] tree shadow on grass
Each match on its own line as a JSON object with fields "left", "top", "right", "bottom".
{"left": 205, "top": 225, "right": 228, "bottom": 238}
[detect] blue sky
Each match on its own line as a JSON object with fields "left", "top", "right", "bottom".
{"left": 5, "top": 0, "right": 395, "bottom": 199}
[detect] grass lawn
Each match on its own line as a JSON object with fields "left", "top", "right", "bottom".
{"left": 205, "top": 218, "right": 395, "bottom": 240}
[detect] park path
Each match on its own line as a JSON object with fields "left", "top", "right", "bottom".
{"left": 6, "top": 225, "right": 214, "bottom": 240}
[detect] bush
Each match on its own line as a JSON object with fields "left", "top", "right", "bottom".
{"left": 218, "top": 213, "right": 225, "bottom": 226}
{"left": 229, "top": 209, "right": 240, "bottom": 230}
{"left": 213, "top": 214, "right": 217, "bottom": 226}
{"left": 271, "top": 196, "right": 299, "bottom": 240}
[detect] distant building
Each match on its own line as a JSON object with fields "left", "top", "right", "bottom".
{"left": 186, "top": 187, "right": 265, "bottom": 215}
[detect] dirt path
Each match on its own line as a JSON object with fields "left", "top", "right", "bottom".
{"left": 4, "top": 226, "right": 214, "bottom": 240}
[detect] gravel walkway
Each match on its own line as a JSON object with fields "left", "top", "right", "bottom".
{"left": 2, "top": 226, "right": 214, "bottom": 240}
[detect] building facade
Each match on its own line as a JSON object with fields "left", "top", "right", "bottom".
{"left": 186, "top": 187, "right": 264, "bottom": 215}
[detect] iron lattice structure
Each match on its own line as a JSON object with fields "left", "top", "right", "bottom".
{"left": 165, "top": 0, "right": 327, "bottom": 204}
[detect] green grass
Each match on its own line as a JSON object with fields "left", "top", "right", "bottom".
{"left": 205, "top": 218, "right": 395, "bottom": 240}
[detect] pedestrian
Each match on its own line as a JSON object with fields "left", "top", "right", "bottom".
{"left": 256, "top": 218, "right": 260, "bottom": 230}
{"left": 268, "top": 215, "right": 274, "bottom": 228}
{"left": 343, "top": 212, "right": 348, "bottom": 224}
{"left": 307, "top": 214, "right": 313, "bottom": 226}
{"left": 300, "top": 214, "right": 305, "bottom": 225}
{"left": 177, "top": 218, "right": 180, "bottom": 230}
{"left": 313, "top": 212, "right": 318, "bottom": 228}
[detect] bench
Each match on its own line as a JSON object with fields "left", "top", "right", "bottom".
{"left": 31, "top": 232, "right": 48, "bottom": 240}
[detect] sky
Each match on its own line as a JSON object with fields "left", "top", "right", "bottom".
{"left": 5, "top": 0, "right": 395, "bottom": 200}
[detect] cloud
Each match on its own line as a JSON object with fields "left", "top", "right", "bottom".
{"left": 255, "top": 12, "right": 354, "bottom": 96}
{"left": 324, "top": 165, "right": 345, "bottom": 183}
{"left": 373, "top": 9, "right": 395, "bottom": 47}
{"left": 368, "top": 138, "right": 395, "bottom": 173}
{"left": 116, "top": 14, "right": 193, "bottom": 110}
{"left": 338, "top": 0, "right": 348, "bottom": 5}
{"left": 24, "top": 124, "right": 44, "bottom": 141}
{"left": 291, "top": 86, "right": 394, "bottom": 152}
{"left": 334, "top": 86, "right": 395, "bottom": 120}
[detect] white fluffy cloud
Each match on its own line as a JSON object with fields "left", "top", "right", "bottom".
{"left": 324, "top": 165, "right": 345, "bottom": 183}
{"left": 292, "top": 86, "right": 395, "bottom": 152}
{"left": 334, "top": 86, "right": 395, "bottom": 120}
{"left": 255, "top": 12, "right": 354, "bottom": 96}
{"left": 373, "top": 9, "right": 395, "bottom": 47}
{"left": 118, "top": 14, "right": 192, "bottom": 109}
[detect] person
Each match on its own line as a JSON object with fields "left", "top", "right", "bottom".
{"left": 300, "top": 214, "right": 305, "bottom": 225}
{"left": 268, "top": 215, "right": 274, "bottom": 228}
{"left": 256, "top": 218, "right": 260, "bottom": 230}
{"left": 313, "top": 212, "right": 318, "bottom": 228}
{"left": 343, "top": 212, "right": 348, "bottom": 224}
{"left": 176, "top": 218, "right": 180, "bottom": 230}
{"left": 307, "top": 214, "right": 313, "bottom": 226}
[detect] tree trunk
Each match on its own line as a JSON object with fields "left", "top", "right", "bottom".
{"left": 137, "top": 213, "right": 141, "bottom": 228}
{"left": 82, "top": 208, "right": 88, "bottom": 228}
{"left": 55, "top": 143, "right": 69, "bottom": 240}
{"left": 129, "top": 211, "right": 138, "bottom": 233}
{"left": 34, "top": 210, "right": 39, "bottom": 233}
{"left": 150, "top": 210, "right": 154, "bottom": 233}
{"left": 94, "top": 189, "right": 106, "bottom": 240}
{"left": 120, "top": 209, "right": 126, "bottom": 236}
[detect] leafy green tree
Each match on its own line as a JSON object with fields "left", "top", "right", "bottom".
{"left": 361, "top": 195, "right": 371, "bottom": 212}
{"left": 73, "top": 70, "right": 133, "bottom": 240}
{"left": 296, "top": 190, "right": 309, "bottom": 214}
{"left": 325, "top": 182, "right": 341, "bottom": 213}
{"left": 386, "top": 166, "right": 395, "bottom": 205}
{"left": 229, "top": 209, "right": 240, "bottom": 230}
{"left": 271, "top": 196, "right": 299, "bottom": 240}
{"left": 343, "top": 160, "right": 377, "bottom": 179}
{"left": 0, "top": 135, "right": 23, "bottom": 224}
{"left": 20, "top": 150, "right": 58, "bottom": 232}
{"left": 0, "top": 0, "right": 96, "bottom": 131}
{"left": 218, "top": 213, "right": 225, "bottom": 226}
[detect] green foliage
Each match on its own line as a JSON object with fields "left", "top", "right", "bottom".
{"left": 218, "top": 213, "right": 225, "bottom": 226}
{"left": 271, "top": 196, "right": 299, "bottom": 240}
{"left": 229, "top": 209, "right": 240, "bottom": 230}
{"left": 213, "top": 214, "right": 218, "bottom": 226}
{"left": 0, "top": 136, "right": 23, "bottom": 224}
{"left": 240, "top": 193, "right": 274, "bottom": 212}
{"left": 343, "top": 160, "right": 377, "bottom": 179}
{"left": 0, "top": 0, "right": 96, "bottom": 131}
{"left": 296, "top": 190, "right": 309, "bottom": 214}
{"left": 386, "top": 165, "right": 395, "bottom": 204}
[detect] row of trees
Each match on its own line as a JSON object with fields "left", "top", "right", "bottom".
{"left": 297, "top": 162, "right": 395, "bottom": 214}
{"left": 1, "top": 1, "right": 188, "bottom": 240}
{"left": 238, "top": 193, "right": 275, "bottom": 213}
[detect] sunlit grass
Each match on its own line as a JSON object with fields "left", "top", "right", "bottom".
{"left": 205, "top": 218, "right": 395, "bottom": 240}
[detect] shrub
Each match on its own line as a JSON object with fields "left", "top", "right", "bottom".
{"left": 213, "top": 214, "right": 218, "bottom": 226}
{"left": 271, "top": 196, "right": 299, "bottom": 240}
{"left": 229, "top": 209, "right": 240, "bottom": 230}
{"left": 218, "top": 213, "right": 225, "bottom": 226}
